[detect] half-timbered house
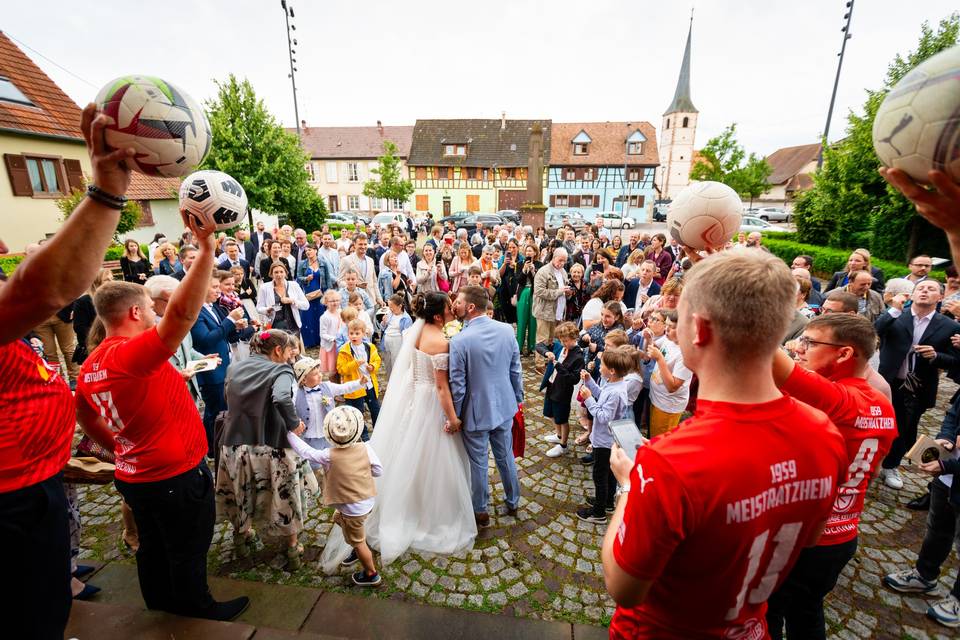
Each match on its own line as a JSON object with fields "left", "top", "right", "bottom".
{"left": 545, "top": 122, "right": 659, "bottom": 222}
{"left": 407, "top": 117, "right": 551, "bottom": 216}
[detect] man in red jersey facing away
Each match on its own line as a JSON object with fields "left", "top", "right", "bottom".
{"left": 76, "top": 220, "right": 249, "bottom": 621}
{"left": 602, "top": 248, "right": 849, "bottom": 640}
{"left": 766, "top": 313, "right": 896, "bottom": 639}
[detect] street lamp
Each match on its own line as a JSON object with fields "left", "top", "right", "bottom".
{"left": 280, "top": 0, "right": 302, "bottom": 142}
{"left": 623, "top": 123, "right": 632, "bottom": 221}
{"left": 818, "top": 0, "right": 855, "bottom": 168}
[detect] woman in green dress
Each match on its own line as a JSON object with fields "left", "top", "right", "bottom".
{"left": 515, "top": 244, "right": 541, "bottom": 356}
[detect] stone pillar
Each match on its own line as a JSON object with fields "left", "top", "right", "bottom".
{"left": 521, "top": 123, "right": 546, "bottom": 230}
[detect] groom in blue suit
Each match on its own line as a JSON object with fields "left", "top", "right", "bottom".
{"left": 449, "top": 286, "right": 523, "bottom": 527}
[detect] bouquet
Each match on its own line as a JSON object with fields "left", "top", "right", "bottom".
{"left": 442, "top": 320, "right": 463, "bottom": 341}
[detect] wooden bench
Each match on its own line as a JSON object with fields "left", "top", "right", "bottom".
{"left": 103, "top": 259, "right": 122, "bottom": 278}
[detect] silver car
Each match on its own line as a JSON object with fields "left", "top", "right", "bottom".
{"left": 753, "top": 206, "right": 791, "bottom": 223}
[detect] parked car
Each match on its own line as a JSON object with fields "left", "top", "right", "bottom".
{"left": 456, "top": 213, "right": 505, "bottom": 230}
{"left": 652, "top": 200, "right": 671, "bottom": 222}
{"left": 739, "top": 216, "right": 787, "bottom": 233}
{"left": 496, "top": 209, "right": 521, "bottom": 224}
{"left": 753, "top": 206, "right": 791, "bottom": 223}
{"left": 595, "top": 211, "right": 635, "bottom": 229}
{"left": 370, "top": 212, "right": 407, "bottom": 228}
{"left": 545, "top": 209, "right": 588, "bottom": 232}
{"left": 438, "top": 213, "right": 471, "bottom": 228}
{"left": 326, "top": 212, "right": 356, "bottom": 225}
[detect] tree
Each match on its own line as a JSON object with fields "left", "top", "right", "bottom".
{"left": 689, "top": 123, "right": 772, "bottom": 206}
{"left": 363, "top": 140, "right": 414, "bottom": 208}
{"left": 58, "top": 185, "right": 142, "bottom": 241}
{"left": 201, "top": 74, "right": 326, "bottom": 231}
{"left": 794, "top": 14, "right": 958, "bottom": 261}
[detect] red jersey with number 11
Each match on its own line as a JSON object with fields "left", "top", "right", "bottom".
{"left": 611, "top": 396, "right": 847, "bottom": 640}
{"left": 782, "top": 366, "right": 896, "bottom": 546}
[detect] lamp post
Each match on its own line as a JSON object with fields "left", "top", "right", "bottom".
{"left": 280, "top": 0, "right": 301, "bottom": 142}
{"left": 623, "top": 123, "right": 632, "bottom": 221}
{"left": 818, "top": 0, "right": 854, "bottom": 168}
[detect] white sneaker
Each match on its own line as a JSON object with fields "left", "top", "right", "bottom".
{"left": 883, "top": 568, "right": 938, "bottom": 594}
{"left": 880, "top": 468, "right": 904, "bottom": 490}
{"left": 543, "top": 434, "right": 562, "bottom": 445}
{"left": 546, "top": 444, "right": 568, "bottom": 458}
{"left": 927, "top": 595, "right": 960, "bottom": 628}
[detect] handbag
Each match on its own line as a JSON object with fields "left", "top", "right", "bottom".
{"left": 438, "top": 274, "right": 450, "bottom": 293}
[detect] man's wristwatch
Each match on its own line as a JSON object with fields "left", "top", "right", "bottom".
{"left": 614, "top": 483, "right": 631, "bottom": 499}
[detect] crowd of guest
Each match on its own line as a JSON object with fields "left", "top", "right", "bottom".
{"left": 4, "top": 105, "right": 960, "bottom": 640}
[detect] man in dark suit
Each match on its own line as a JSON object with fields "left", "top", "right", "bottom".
{"left": 616, "top": 233, "right": 641, "bottom": 267}
{"left": 216, "top": 241, "right": 251, "bottom": 278}
{"left": 875, "top": 279, "right": 960, "bottom": 489}
{"left": 191, "top": 273, "right": 246, "bottom": 456}
{"left": 174, "top": 245, "right": 198, "bottom": 282}
{"left": 252, "top": 221, "right": 272, "bottom": 253}
{"left": 236, "top": 230, "right": 258, "bottom": 267}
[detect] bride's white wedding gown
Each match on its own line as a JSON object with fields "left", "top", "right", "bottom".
{"left": 319, "top": 320, "right": 477, "bottom": 572}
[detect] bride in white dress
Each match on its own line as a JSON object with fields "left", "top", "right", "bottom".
{"left": 319, "top": 292, "right": 477, "bottom": 572}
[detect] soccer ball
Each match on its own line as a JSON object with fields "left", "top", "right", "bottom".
{"left": 323, "top": 405, "right": 365, "bottom": 447}
{"left": 178, "top": 170, "right": 247, "bottom": 232}
{"left": 872, "top": 44, "right": 960, "bottom": 183}
{"left": 95, "top": 75, "right": 211, "bottom": 178}
{"left": 667, "top": 181, "right": 743, "bottom": 250}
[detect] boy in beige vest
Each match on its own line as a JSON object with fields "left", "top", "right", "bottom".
{"left": 287, "top": 405, "right": 383, "bottom": 586}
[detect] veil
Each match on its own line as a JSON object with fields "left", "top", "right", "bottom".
{"left": 318, "top": 319, "right": 425, "bottom": 573}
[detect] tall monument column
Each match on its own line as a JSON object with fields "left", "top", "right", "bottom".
{"left": 521, "top": 122, "right": 546, "bottom": 229}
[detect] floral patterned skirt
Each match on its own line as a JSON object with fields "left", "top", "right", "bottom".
{"left": 215, "top": 445, "right": 318, "bottom": 537}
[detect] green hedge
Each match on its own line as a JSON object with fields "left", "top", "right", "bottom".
{"left": 0, "top": 255, "right": 24, "bottom": 274}
{"left": 762, "top": 236, "right": 945, "bottom": 282}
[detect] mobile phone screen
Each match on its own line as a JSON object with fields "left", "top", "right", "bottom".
{"left": 611, "top": 419, "right": 643, "bottom": 460}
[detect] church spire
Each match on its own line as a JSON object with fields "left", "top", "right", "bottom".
{"left": 664, "top": 13, "right": 697, "bottom": 115}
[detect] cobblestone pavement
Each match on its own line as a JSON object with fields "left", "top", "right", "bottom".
{"left": 75, "top": 362, "right": 960, "bottom": 637}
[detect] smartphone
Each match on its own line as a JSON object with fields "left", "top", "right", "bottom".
{"left": 611, "top": 419, "right": 644, "bottom": 460}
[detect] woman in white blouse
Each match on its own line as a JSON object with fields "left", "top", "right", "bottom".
{"left": 416, "top": 243, "right": 448, "bottom": 293}
{"left": 256, "top": 262, "right": 310, "bottom": 339}
{"left": 448, "top": 244, "right": 477, "bottom": 294}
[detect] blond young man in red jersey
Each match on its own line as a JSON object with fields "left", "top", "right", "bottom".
{"left": 76, "top": 216, "right": 249, "bottom": 621}
{"left": 602, "top": 249, "right": 849, "bottom": 639}
{"left": 766, "top": 313, "right": 896, "bottom": 639}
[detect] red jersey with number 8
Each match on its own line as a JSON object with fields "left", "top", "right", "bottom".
{"left": 77, "top": 328, "right": 207, "bottom": 483}
{"left": 611, "top": 396, "right": 848, "bottom": 639}
{"left": 781, "top": 366, "right": 896, "bottom": 546}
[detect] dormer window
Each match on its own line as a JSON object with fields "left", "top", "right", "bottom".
{"left": 572, "top": 130, "right": 592, "bottom": 156}
{"left": 443, "top": 144, "right": 466, "bottom": 156}
{"left": 0, "top": 77, "right": 34, "bottom": 107}
{"left": 626, "top": 130, "right": 647, "bottom": 155}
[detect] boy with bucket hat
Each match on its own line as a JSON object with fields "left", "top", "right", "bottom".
{"left": 287, "top": 405, "right": 383, "bottom": 586}
{"left": 292, "top": 357, "right": 367, "bottom": 468}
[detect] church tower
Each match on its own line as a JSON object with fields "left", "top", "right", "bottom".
{"left": 658, "top": 17, "right": 698, "bottom": 201}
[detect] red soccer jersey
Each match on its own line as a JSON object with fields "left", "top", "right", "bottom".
{"left": 610, "top": 396, "right": 848, "bottom": 640}
{"left": 77, "top": 327, "right": 207, "bottom": 483}
{"left": 782, "top": 365, "right": 896, "bottom": 546}
{"left": 0, "top": 340, "right": 75, "bottom": 492}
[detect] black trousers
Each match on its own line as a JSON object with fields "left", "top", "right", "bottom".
{"left": 882, "top": 383, "right": 926, "bottom": 469}
{"left": 766, "top": 536, "right": 858, "bottom": 640}
{"left": 916, "top": 479, "right": 960, "bottom": 599}
{"left": 0, "top": 473, "right": 71, "bottom": 640}
{"left": 592, "top": 446, "right": 616, "bottom": 517}
{"left": 346, "top": 389, "right": 380, "bottom": 441}
{"left": 200, "top": 382, "right": 226, "bottom": 456}
{"left": 115, "top": 464, "right": 216, "bottom": 616}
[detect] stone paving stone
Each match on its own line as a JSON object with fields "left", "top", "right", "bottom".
{"left": 66, "top": 601, "right": 256, "bottom": 640}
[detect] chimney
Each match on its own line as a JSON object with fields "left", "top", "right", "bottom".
{"left": 377, "top": 120, "right": 383, "bottom": 135}
{"left": 501, "top": 111, "right": 506, "bottom": 130}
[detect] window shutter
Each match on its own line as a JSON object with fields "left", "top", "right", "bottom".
{"left": 549, "top": 195, "right": 556, "bottom": 207}
{"left": 4, "top": 154, "right": 33, "bottom": 196}
{"left": 570, "top": 195, "right": 581, "bottom": 208}
{"left": 63, "top": 158, "right": 85, "bottom": 193}
{"left": 416, "top": 167, "right": 426, "bottom": 180}
{"left": 137, "top": 200, "right": 155, "bottom": 227}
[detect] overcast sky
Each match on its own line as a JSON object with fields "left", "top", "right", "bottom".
{"left": 4, "top": 0, "right": 956, "bottom": 156}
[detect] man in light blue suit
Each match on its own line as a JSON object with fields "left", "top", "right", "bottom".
{"left": 449, "top": 285, "right": 523, "bottom": 527}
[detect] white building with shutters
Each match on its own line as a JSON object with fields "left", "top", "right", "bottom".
{"left": 0, "top": 32, "right": 181, "bottom": 253}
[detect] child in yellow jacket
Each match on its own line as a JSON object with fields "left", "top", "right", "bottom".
{"left": 336, "top": 319, "right": 382, "bottom": 440}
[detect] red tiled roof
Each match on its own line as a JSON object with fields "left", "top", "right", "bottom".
{"left": 549, "top": 122, "right": 659, "bottom": 166}
{"left": 126, "top": 172, "right": 179, "bottom": 201}
{"left": 765, "top": 143, "right": 821, "bottom": 185}
{"left": 0, "top": 32, "right": 83, "bottom": 140}
{"left": 293, "top": 125, "right": 414, "bottom": 159}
